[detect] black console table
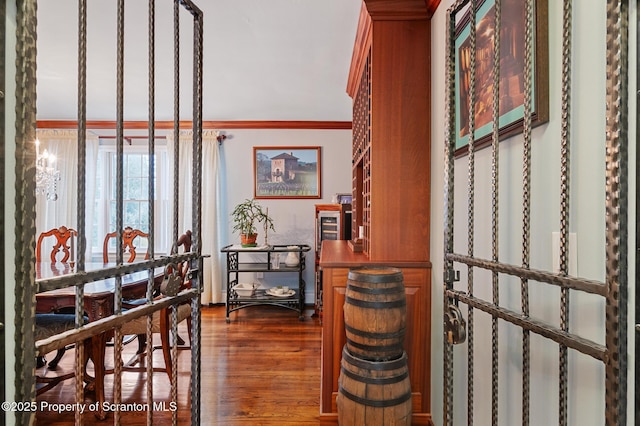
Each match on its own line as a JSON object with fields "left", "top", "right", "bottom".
{"left": 221, "top": 244, "right": 311, "bottom": 322}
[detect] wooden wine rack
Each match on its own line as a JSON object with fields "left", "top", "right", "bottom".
{"left": 352, "top": 49, "right": 371, "bottom": 254}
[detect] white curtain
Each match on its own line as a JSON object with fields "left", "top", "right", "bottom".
{"left": 166, "top": 130, "right": 223, "bottom": 304}
{"left": 35, "top": 129, "right": 99, "bottom": 261}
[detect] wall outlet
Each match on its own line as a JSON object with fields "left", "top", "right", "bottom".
{"left": 552, "top": 232, "right": 577, "bottom": 276}
{"left": 256, "top": 272, "right": 264, "bottom": 279}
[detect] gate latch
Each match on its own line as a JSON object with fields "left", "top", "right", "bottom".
{"left": 444, "top": 304, "right": 467, "bottom": 345}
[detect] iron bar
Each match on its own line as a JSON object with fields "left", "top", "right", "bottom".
{"left": 445, "top": 253, "right": 607, "bottom": 296}
{"left": 13, "top": 1, "right": 38, "bottom": 423}
{"left": 173, "top": 0, "right": 180, "bottom": 246}
{"left": 35, "top": 254, "right": 197, "bottom": 292}
{"left": 75, "top": 0, "right": 88, "bottom": 423}
{"left": 36, "top": 290, "right": 197, "bottom": 357}
{"left": 442, "top": 3, "right": 459, "bottom": 425}
{"left": 114, "top": 0, "right": 126, "bottom": 420}
{"left": 521, "top": 1, "right": 534, "bottom": 424}
{"left": 466, "top": 0, "right": 477, "bottom": 422}
{"left": 446, "top": 290, "right": 608, "bottom": 362}
{"left": 604, "top": 0, "right": 629, "bottom": 424}
{"left": 558, "top": 1, "right": 573, "bottom": 424}
{"left": 146, "top": 1, "right": 156, "bottom": 422}
{"left": 490, "top": 0, "right": 501, "bottom": 424}
{"left": 190, "top": 5, "right": 205, "bottom": 424}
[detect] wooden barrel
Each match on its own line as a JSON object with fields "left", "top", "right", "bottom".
{"left": 344, "top": 267, "right": 406, "bottom": 361}
{"left": 337, "top": 346, "right": 412, "bottom": 426}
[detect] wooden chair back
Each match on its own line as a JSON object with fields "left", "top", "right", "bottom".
{"left": 173, "top": 230, "right": 193, "bottom": 289}
{"left": 102, "top": 226, "right": 150, "bottom": 263}
{"left": 36, "top": 226, "right": 78, "bottom": 263}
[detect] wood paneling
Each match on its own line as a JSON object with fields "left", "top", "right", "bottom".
{"left": 369, "top": 19, "right": 430, "bottom": 262}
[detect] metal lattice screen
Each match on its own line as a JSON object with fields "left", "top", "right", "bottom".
{"left": 442, "top": 1, "right": 628, "bottom": 425}
{"left": 13, "top": 1, "right": 204, "bottom": 425}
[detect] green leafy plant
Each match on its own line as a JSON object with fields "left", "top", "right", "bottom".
{"left": 231, "top": 199, "right": 275, "bottom": 237}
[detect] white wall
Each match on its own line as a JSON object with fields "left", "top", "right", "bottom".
{"left": 219, "top": 128, "right": 352, "bottom": 304}
{"left": 430, "top": 1, "right": 635, "bottom": 425}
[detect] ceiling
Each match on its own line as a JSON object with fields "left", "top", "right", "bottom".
{"left": 36, "top": 0, "right": 362, "bottom": 124}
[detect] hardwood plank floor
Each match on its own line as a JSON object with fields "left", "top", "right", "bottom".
{"left": 35, "top": 305, "right": 323, "bottom": 425}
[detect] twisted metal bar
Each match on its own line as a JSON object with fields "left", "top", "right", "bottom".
{"left": 443, "top": 4, "right": 459, "bottom": 425}
{"left": 446, "top": 289, "right": 608, "bottom": 362}
{"left": 604, "top": 0, "right": 629, "bottom": 424}
{"left": 490, "top": 1, "right": 501, "bottom": 424}
{"left": 190, "top": 6, "right": 205, "bottom": 424}
{"left": 520, "top": 2, "right": 534, "bottom": 425}
{"left": 75, "top": 2, "right": 88, "bottom": 423}
{"left": 558, "top": 1, "right": 573, "bottom": 425}
{"left": 146, "top": 1, "right": 156, "bottom": 422}
{"left": 466, "top": 1, "right": 477, "bottom": 422}
{"left": 113, "top": 0, "right": 126, "bottom": 421}
{"left": 14, "top": 1, "right": 38, "bottom": 423}
{"left": 171, "top": 304, "right": 178, "bottom": 425}
{"left": 173, "top": 0, "right": 180, "bottom": 245}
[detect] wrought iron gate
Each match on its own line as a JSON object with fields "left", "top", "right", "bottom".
{"left": 443, "top": 1, "right": 629, "bottom": 425}
{"left": 13, "top": 0, "right": 204, "bottom": 424}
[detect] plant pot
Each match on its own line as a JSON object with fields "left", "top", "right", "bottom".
{"left": 241, "top": 233, "right": 258, "bottom": 247}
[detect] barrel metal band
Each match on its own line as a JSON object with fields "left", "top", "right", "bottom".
{"left": 339, "top": 386, "right": 412, "bottom": 408}
{"left": 345, "top": 296, "right": 406, "bottom": 309}
{"left": 345, "top": 323, "right": 407, "bottom": 340}
{"left": 340, "top": 365, "right": 410, "bottom": 385}
{"left": 347, "top": 284, "right": 405, "bottom": 295}
{"left": 348, "top": 271, "right": 403, "bottom": 284}
{"left": 342, "top": 348, "right": 407, "bottom": 370}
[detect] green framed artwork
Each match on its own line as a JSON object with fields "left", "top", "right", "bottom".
{"left": 253, "top": 146, "right": 321, "bottom": 199}
{"left": 455, "top": 0, "right": 549, "bottom": 157}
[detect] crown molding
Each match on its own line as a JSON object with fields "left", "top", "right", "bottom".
{"left": 346, "top": 0, "right": 441, "bottom": 98}
{"left": 36, "top": 120, "right": 352, "bottom": 131}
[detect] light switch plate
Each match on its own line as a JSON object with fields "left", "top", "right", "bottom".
{"left": 552, "top": 232, "right": 577, "bottom": 276}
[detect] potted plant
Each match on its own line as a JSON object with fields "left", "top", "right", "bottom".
{"left": 231, "top": 199, "right": 275, "bottom": 247}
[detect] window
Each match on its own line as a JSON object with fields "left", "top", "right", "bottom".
{"left": 93, "top": 140, "right": 171, "bottom": 260}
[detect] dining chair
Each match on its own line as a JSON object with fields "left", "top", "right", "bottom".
{"left": 102, "top": 227, "right": 152, "bottom": 352}
{"left": 34, "top": 314, "right": 91, "bottom": 395}
{"left": 118, "top": 231, "right": 193, "bottom": 378}
{"left": 36, "top": 225, "right": 77, "bottom": 264}
{"left": 102, "top": 226, "right": 150, "bottom": 263}
{"left": 35, "top": 226, "right": 78, "bottom": 370}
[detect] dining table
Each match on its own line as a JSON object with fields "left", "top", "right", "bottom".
{"left": 35, "top": 262, "right": 164, "bottom": 419}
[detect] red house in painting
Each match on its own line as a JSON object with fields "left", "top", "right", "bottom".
{"left": 270, "top": 152, "right": 299, "bottom": 182}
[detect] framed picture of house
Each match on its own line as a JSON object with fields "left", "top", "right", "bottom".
{"left": 454, "top": 0, "right": 548, "bottom": 157}
{"left": 253, "top": 146, "right": 321, "bottom": 199}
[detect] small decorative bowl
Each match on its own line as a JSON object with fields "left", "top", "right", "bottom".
{"left": 235, "top": 283, "right": 259, "bottom": 297}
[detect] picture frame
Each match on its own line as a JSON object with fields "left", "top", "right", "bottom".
{"left": 454, "top": 0, "right": 549, "bottom": 157}
{"left": 253, "top": 146, "right": 321, "bottom": 199}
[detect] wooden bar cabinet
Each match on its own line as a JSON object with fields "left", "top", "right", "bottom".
{"left": 318, "top": 1, "right": 439, "bottom": 425}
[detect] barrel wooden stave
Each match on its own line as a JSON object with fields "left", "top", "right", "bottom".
{"left": 344, "top": 267, "right": 407, "bottom": 361}
{"left": 337, "top": 346, "right": 412, "bottom": 426}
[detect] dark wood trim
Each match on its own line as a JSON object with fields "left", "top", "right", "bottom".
{"left": 346, "top": 3, "right": 372, "bottom": 98}
{"left": 363, "top": 0, "right": 441, "bottom": 20}
{"left": 36, "top": 120, "right": 352, "bottom": 131}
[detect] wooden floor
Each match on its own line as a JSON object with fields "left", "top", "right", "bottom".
{"left": 35, "top": 305, "right": 323, "bottom": 425}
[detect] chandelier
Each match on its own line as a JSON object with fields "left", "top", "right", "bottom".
{"left": 35, "top": 139, "right": 60, "bottom": 201}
